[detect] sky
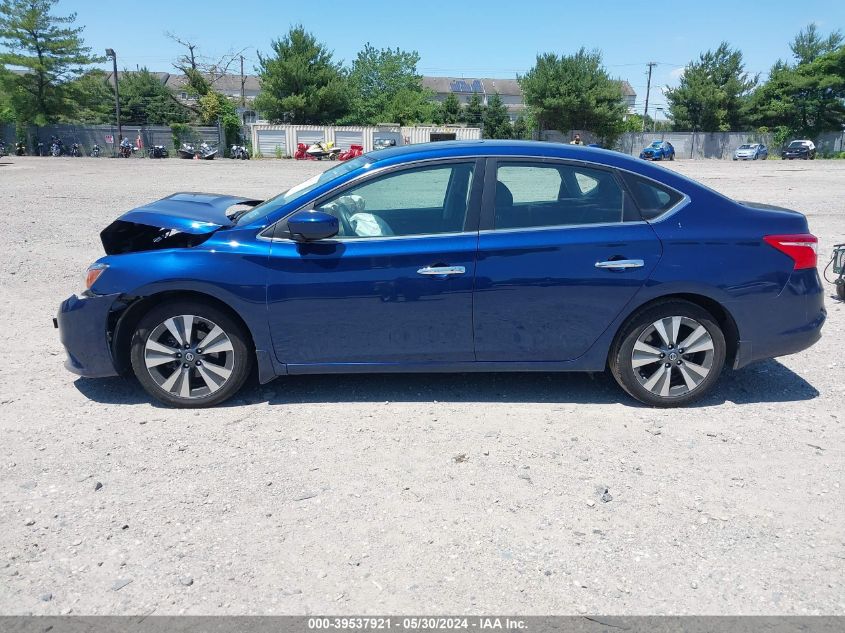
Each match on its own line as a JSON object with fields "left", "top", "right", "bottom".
{"left": 64, "top": 0, "right": 844, "bottom": 120}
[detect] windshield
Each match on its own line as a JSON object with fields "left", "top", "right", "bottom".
{"left": 650, "top": 141, "right": 662, "bottom": 147}
{"left": 788, "top": 141, "right": 806, "bottom": 149}
{"left": 738, "top": 144, "right": 753, "bottom": 149}
{"left": 235, "top": 155, "right": 370, "bottom": 225}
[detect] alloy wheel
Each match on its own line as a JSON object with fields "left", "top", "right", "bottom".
{"left": 144, "top": 314, "right": 235, "bottom": 399}
{"left": 631, "top": 316, "right": 715, "bottom": 399}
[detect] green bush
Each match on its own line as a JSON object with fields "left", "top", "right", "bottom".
{"left": 274, "top": 145, "right": 283, "bottom": 159}
{"left": 171, "top": 123, "right": 197, "bottom": 149}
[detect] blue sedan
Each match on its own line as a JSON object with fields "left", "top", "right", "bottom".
{"left": 57, "top": 140, "right": 825, "bottom": 408}
{"left": 640, "top": 140, "right": 675, "bottom": 161}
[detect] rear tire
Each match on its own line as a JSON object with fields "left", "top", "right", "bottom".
{"left": 837, "top": 283, "right": 845, "bottom": 302}
{"left": 130, "top": 299, "right": 252, "bottom": 408}
{"left": 609, "top": 300, "right": 726, "bottom": 407}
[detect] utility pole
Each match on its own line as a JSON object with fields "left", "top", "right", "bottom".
{"left": 105, "top": 48, "right": 122, "bottom": 151}
{"left": 240, "top": 55, "right": 246, "bottom": 108}
{"left": 642, "top": 62, "right": 657, "bottom": 132}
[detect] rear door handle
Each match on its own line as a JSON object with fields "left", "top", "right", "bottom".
{"left": 594, "top": 259, "right": 644, "bottom": 269}
{"left": 417, "top": 266, "right": 466, "bottom": 276}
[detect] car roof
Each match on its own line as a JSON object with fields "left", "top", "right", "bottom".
{"left": 365, "top": 139, "right": 653, "bottom": 172}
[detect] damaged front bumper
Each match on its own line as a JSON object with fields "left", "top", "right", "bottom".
{"left": 55, "top": 292, "right": 121, "bottom": 378}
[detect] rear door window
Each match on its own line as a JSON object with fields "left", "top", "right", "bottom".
{"left": 493, "top": 162, "right": 628, "bottom": 229}
{"left": 623, "top": 173, "right": 683, "bottom": 220}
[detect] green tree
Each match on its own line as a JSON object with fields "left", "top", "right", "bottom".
{"left": 438, "top": 92, "right": 462, "bottom": 124}
{"left": 665, "top": 43, "right": 756, "bottom": 131}
{"left": 198, "top": 90, "right": 242, "bottom": 151}
{"left": 511, "top": 114, "right": 529, "bottom": 139}
{"left": 0, "top": 64, "right": 14, "bottom": 122}
{"left": 382, "top": 87, "right": 436, "bottom": 125}
{"left": 0, "top": 0, "right": 101, "bottom": 124}
{"left": 119, "top": 69, "right": 190, "bottom": 125}
{"left": 465, "top": 93, "right": 484, "bottom": 128}
{"left": 519, "top": 48, "right": 627, "bottom": 146}
{"left": 790, "top": 23, "right": 843, "bottom": 65}
{"left": 482, "top": 92, "right": 512, "bottom": 138}
{"left": 346, "top": 43, "right": 429, "bottom": 124}
{"left": 254, "top": 25, "right": 349, "bottom": 124}
{"left": 747, "top": 45, "right": 845, "bottom": 141}
{"left": 64, "top": 69, "right": 113, "bottom": 123}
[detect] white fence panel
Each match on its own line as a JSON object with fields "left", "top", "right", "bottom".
{"left": 256, "top": 129, "right": 287, "bottom": 156}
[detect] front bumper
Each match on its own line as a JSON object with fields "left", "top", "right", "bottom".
{"left": 56, "top": 292, "right": 120, "bottom": 378}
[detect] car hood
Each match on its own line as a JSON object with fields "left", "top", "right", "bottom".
{"left": 100, "top": 192, "right": 262, "bottom": 255}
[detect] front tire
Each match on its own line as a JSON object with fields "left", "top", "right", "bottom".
{"left": 836, "top": 283, "right": 845, "bottom": 301}
{"left": 609, "top": 300, "right": 726, "bottom": 407}
{"left": 130, "top": 299, "right": 253, "bottom": 408}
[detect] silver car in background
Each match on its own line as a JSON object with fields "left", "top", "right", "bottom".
{"left": 733, "top": 143, "right": 768, "bottom": 160}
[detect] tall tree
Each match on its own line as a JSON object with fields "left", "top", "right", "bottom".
{"left": 0, "top": 64, "right": 14, "bottom": 122}
{"left": 790, "top": 23, "right": 843, "bottom": 65}
{"left": 482, "top": 93, "right": 512, "bottom": 138}
{"left": 0, "top": 0, "right": 101, "bottom": 124}
{"left": 519, "top": 48, "right": 626, "bottom": 146}
{"left": 346, "top": 43, "right": 429, "bottom": 124}
{"left": 665, "top": 43, "right": 757, "bottom": 131}
{"left": 382, "top": 87, "right": 437, "bottom": 125}
{"left": 465, "top": 93, "right": 484, "bottom": 128}
{"left": 63, "top": 69, "right": 113, "bottom": 123}
{"left": 254, "top": 26, "right": 349, "bottom": 124}
{"left": 748, "top": 45, "right": 845, "bottom": 140}
{"left": 118, "top": 69, "right": 190, "bottom": 125}
{"left": 438, "top": 92, "right": 462, "bottom": 124}
{"left": 511, "top": 114, "right": 529, "bottom": 139}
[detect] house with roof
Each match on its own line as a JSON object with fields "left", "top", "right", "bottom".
{"left": 422, "top": 76, "right": 637, "bottom": 122}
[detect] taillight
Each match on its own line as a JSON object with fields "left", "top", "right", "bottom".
{"left": 763, "top": 234, "right": 818, "bottom": 270}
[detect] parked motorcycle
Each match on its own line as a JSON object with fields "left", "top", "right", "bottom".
{"left": 338, "top": 144, "right": 364, "bottom": 161}
{"left": 178, "top": 141, "right": 217, "bottom": 160}
{"left": 229, "top": 144, "right": 250, "bottom": 160}
{"left": 68, "top": 143, "right": 82, "bottom": 157}
{"left": 50, "top": 137, "right": 64, "bottom": 157}
{"left": 15, "top": 142, "right": 26, "bottom": 156}
{"left": 147, "top": 145, "right": 169, "bottom": 159}
{"left": 90, "top": 144, "right": 101, "bottom": 157}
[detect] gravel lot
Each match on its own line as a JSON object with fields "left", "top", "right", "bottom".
{"left": 1, "top": 155, "right": 843, "bottom": 615}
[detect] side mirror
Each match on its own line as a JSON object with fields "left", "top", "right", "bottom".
{"left": 287, "top": 210, "right": 339, "bottom": 241}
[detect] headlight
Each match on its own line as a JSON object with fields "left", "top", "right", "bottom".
{"left": 85, "top": 263, "right": 108, "bottom": 289}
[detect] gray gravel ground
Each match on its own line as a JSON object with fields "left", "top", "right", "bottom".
{"left": 0, "top": 155, "right": 843, "bottom": 615}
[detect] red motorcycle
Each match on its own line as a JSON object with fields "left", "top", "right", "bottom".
{"left": 338, "top": 144, "right": 364, "bottom": 161}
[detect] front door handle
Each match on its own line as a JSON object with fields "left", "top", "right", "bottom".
{"left": 594, "top": 259, "right": 644, "bottom": 270}
{"left": 417, "top": 265, "right": 466, "bottom": 276}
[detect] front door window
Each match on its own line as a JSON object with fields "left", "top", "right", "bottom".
{"left": 315, "top": 163, "right": 475, "bottom": 239}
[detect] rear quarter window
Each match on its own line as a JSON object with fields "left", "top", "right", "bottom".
{"left": 623, "top": 173, "right": 684, "bottom": 220}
